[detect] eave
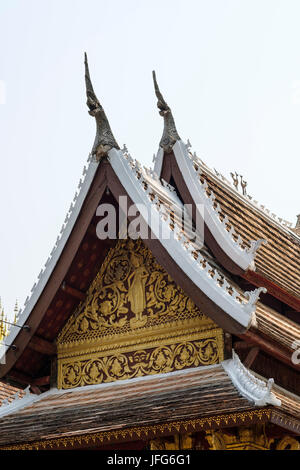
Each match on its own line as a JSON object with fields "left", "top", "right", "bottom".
{"left": 0, "top": 354, "right": 293, "bottom": 448}
{"left": 243, "top": 270, "right": 300, "bottom": 312}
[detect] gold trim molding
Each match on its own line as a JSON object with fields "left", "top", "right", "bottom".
{"left": 58, "top": 329, "right": 223, "bottom": 389}
{"left": 0, "top": 409, "right": 271, "bottom": 450}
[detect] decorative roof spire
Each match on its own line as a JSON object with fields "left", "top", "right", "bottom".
{"left": 84, "top": 53, "right": 119, "bottom": 159}
{"left": 152, "top": 71, "right": 181, "bottom": 153}
{"left": 13, "top": 300, "right": 19, "bottom": 325}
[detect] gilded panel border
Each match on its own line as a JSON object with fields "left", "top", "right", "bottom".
{"left": 58, "top": 328, "right": 224, "bottom": 389}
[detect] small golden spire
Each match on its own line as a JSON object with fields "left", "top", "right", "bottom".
{"left": 13, "top": 299, "right": 19, "bottom": 325}
{"left": 3, "top": 314, "right": 8, "bottom": 337}
{"left": 0, "top": 308, "right": 5, "bottom": 342}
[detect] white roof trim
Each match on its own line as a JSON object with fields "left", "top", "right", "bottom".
{"left": 172, "top": 140, "right": 266, "bottom": 272}
{"left": 0, "top": 155, "right": 99, "bottom": 362}
{"left": 222, "top": 350, "right": 281, "bottom": 407}
{"left": 108, "top": 148, "right": 264, "bottom": 329}
{"left": 0, "top": 386, "right": 37, "bottom": 418}
{"left": 183, "top": 142, "right": 298, "bottom": 240}
{"left": 153, "top": 147, "right": 164, "bottom": 177}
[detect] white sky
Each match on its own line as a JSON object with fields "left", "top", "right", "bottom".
{"left": 0, "top": 0, "right": 300, "bottom": 319}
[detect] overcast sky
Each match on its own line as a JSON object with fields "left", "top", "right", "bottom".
{"left": 1, "top": 0, "right": 300, "bottom": 319}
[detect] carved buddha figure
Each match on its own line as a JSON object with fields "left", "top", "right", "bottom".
{"left": 127, "top": 247, "right": 148, "bottom": 328}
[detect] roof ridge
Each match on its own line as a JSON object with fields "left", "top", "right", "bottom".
{"left": 188, "top": 148, "right": 268, "bottom": 260}
{"left": 185, "top": 142, "right": 299, "bottom": 241}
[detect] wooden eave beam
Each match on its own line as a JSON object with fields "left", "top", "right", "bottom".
{"left": 28, "top": 336, "right": 56, "bottom": 356}
{"left": 29, "top": 385, "right": 42, "bottom": 395}
{"left": 6, "top": 370, "right": 50, "bottom": 387}
{"left": 244, "top": 270, "right": 300, "bottom": 312}
{"left": 33, "top": 376, "right": 50, "bottom": 386}
{"left": 243, "top": 346, "right": 260, "bottom": 368}
{"left": 6, "top": 370, "right": 34, "bottom": 386}
{"left": 233, "top": 340, "right": 257, "bottom": 350}
{"left": 239, "top": 329, "right": 300, "bottom": 371}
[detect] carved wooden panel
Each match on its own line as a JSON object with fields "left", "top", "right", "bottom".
{"left": 57, "top": 238, "right": 224, "bottom": 389}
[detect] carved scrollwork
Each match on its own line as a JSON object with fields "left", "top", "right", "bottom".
{"left": 276, "top": 436, "right": 300, "bottom": 450}
{"left": 58, "top": 238, "right": 223, "bottom": 389}
{"left": 60, "top": 338, "right": 221, "bottom": 388}
{"left": 58, "top": 239, "right": 210, "bottom": 345}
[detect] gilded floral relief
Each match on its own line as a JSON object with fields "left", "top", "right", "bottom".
{"left": 57, "top": 238, "right": 224, "bottom": 389}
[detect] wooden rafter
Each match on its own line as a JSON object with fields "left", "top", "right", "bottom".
{"left": 243, "top": 346, "right": 260, "bottom": 368}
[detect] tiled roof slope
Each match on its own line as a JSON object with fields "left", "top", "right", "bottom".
{"left": 201, "top": 169, "right": 300, "bottom": 299}
{"left": 0, "top": 381, "right": 22, "bottom": 406}
{"left": 255, "top": 303, "right": 300, "bottom": 351}
{"left": 0, "top": 366, "right": 260, "bottom": 446}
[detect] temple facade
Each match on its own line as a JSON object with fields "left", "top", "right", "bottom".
{"left": 0, "top": 56, "right": 299, "bottom": 450}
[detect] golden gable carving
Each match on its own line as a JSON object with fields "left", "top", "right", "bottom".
{"left": 57, "top": 238, "right": 224, "bottom": 389}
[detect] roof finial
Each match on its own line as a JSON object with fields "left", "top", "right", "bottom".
{"left": 152, "top": 71, "right": 180, "bottom": 153}
{"left": 13, "top": 300, "right": 19, "bottom": 325}
{"left": 84, "top": 53, "right": 119, "bottom": 159}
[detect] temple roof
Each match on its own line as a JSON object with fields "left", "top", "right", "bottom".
{"left": 0, "top": 381, "right": 22, "bottom": 406}
{"left": 0, "top": 353, "right": 293, "bottom": 448}
{"left": 199, "top": 156, "right": 300, "bottom": 302}
{"left": 1, "top": 63, "right": 299, "bottom": 403}
{"left": 0, "top": 142, "right": 299, "bottom": 384}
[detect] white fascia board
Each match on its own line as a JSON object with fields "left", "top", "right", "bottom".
{"left": 153, "top": 147, "right": 164, "bottom": 176}
{"left": 108, "top": 148, "right": 255, "bottom": 329}
{"left": 0, "top": 387, "right": 40, "bottom": 418}
{"left": 173, "top": 140, "right": 257, "bottom": 271}
{"left": 0, "top": 157, "right": 99, "bottom": 361}
{"left": 222, "top": 351, "right": 281, "bottom": 407}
